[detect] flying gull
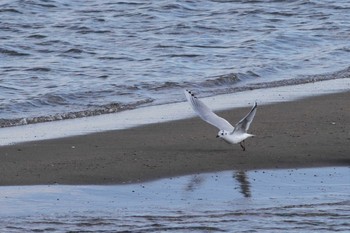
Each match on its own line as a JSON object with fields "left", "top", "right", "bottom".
{"left": 184, "top": 90, "right": 257, "bottom": 151}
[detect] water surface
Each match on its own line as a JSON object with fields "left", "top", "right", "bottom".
{"left": 1, "top": 0, "right": 350, "bottom": 126}
{"left": 0, "top": 167, "right": 349, "bottom": 232}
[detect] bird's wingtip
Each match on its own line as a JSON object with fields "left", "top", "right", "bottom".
{"left": 184, "top": 89, "right": 197, "bottom": 98}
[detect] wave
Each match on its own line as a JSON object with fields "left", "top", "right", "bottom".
{"left": 187, "top": 66, "right": 350, "bottom": 96}
{"left": 0, "top": 98, "right": 154, "bottom": 128}
{"left": 0, "top": 67, "right": 349, "bottom": 128}
{"left": 25, "top": 67, "right": 51, "bottom": 72}
{"left": 0, "top": 8, "right": 22, "bottom": 14}
{"left": 0, "top": 47, "right": 30, "bottom": 56}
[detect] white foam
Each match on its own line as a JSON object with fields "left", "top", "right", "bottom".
{"left": 1, "top": 78, "right": 349, "bottom": 146}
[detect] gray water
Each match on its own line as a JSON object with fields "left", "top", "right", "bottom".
{"left": 0, "top": 167, "right": 349, "bottom": 232}
{"left": 1, "top": 0, "right": 350, "bottom": 126}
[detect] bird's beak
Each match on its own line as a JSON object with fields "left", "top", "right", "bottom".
{"left": 216, "top": 135, "right": 219, "bottom": 138}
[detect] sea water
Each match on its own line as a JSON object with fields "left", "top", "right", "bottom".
{"left": 1, "top": 0, "right": 350, "bottom": 126}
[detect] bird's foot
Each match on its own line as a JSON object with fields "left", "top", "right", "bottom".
{"left": 240, "top": 141, "right": 246, "bottom": 151}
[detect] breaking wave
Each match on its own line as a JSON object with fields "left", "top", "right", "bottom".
{"left": 1, "top": 67, "right": 349, "bottom": 128}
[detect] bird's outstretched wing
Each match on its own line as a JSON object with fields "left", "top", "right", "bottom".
{"left": 233, "top": 102, "right": 257, "bottom": 134}
{"left": 184, "top": 90, "right": 234, "bottom": 131}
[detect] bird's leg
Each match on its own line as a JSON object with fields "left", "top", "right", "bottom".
{"left": 240, "top": 140, "right": 246, "bottom": 151}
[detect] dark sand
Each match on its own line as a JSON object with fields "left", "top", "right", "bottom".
{"left": 0, "top": 92, "right": 349, "bottom": 186}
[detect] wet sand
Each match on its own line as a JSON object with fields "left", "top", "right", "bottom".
{"left": 1, "top": 167, "right": 349, "bottom": 232}
{"left": 0, "top": 92, "right": 349, "bottom": 186}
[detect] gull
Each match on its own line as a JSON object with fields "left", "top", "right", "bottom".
{"left": 184, "top": 90, "right": 257, "bottom": 151}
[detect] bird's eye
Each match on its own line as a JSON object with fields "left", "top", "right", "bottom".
{"left": 221, "top": 133, "right": 224, "bottom": 135}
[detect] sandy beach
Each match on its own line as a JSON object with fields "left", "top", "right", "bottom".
{"left": 0, "top": 91, "right": 349, "bottom": 186}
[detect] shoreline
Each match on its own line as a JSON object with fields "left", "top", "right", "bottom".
{"left": 0, "top": 91, "right": 349, "bottom": 186}
{"left": 0, "top": 78, "right": 350, "bottom": 146}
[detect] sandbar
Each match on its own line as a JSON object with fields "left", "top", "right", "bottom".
{"left": 0, "top": 92, "right": 349, "bottom": 185}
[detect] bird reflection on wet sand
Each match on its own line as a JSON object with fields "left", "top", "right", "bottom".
{"left": 184, "top": 170, "right": 251, "bottom": 198}
{"left": 185, "top": 175, "right": 206, "bottom": 192}
{"left": 233, "top": 170, "right": 251, "bottom": 198}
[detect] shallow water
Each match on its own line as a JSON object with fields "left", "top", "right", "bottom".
{"left": 1, "top": 0, "right": 350, "bottom": 126}
{"left": 0, "top": 167, "right": 349, "bottom": 232}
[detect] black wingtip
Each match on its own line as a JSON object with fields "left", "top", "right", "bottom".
{"left": 185, "top": 89, "right": 197, "bottom": 99}
{"left": 249, "top": 101, "right": 257, "bottom": 111}
{"left": 252, "top": 101, "right": 257, "bottom": 108}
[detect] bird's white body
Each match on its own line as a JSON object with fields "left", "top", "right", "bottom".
{"left": 221, "top": 131, "right": 254, "bottom": 144}
{"left": 184, "top": 90, "right": 257, "bottom": 151}
{"left": 216, "top": 127, "right": 255, "bottom": 144}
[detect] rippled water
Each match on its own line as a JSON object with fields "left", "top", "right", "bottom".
{"left": 1, "top": 0, "right": 350, "bottom": 126}
{"left": 0, "top": 167, "right": 349, "bottom": 232}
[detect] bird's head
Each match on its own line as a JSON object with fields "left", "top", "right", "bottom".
{"left": 216, "top": 130, "right": 229, "bottom": 139}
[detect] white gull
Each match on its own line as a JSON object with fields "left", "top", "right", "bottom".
{"left": 185, "top": 90, "right": 257, "bottom": 151}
